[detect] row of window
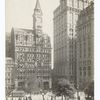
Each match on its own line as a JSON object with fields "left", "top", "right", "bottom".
{"left": 16, "top": 41, "right": 34, "bottom": 46}
{"left": 6, "top": 73, "right": 11, "bottom": 77}
{"left": 6, "top": 60, "right": 14, "bottom": 64}
{"left": 17, "top": 52, "right": 51, "bottom": 60}
{"left": 66, "top": 0, "right": 85, "bottom": 8}
{"left": 79, "top": 67, "right": 87, "bottom": 70}
{"left": 16, "top": 47, "right": 51, "bottom": 53}
{"left": 6, "top": 66, "right": 13, "bottom": 71}
{"left": 16, "top": 34, "right": 33, "bottom": 41}
{"left": 6, "top": 79, "right": 12, "bottom": 84}
{"left": 79, "top": 69, "right": 91, "bottom": 76}
{"left": 18, "top": 70, "right": 35, "bottom": 75}
{"left": 79, "top": 47, "right": 92, "bottom": 58}
{"left": 78, "top": 60, "right": 92, "bottom": 65}
{"left": 77, "top": 24, "right": 92, "bottom": 38}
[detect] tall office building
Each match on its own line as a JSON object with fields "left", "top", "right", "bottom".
{"left": 10, "top": 0, "right": 52, "bottom": 90}
{"left": 76, "top": 1, "right": 94, "bottom": 89}
{"left": 53, "top": 0, "right": 89, "bottom": 86}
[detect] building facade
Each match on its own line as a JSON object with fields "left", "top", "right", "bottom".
{"left": 9, "top": 0, "right": 52, "bottom": 91}
{"left": 53, "top": 0, "right": 89, "bottom": 86}
{"left": 5, "top": 58, "right": 15, "bottom": 96}
{"left": 6, "top": 33, "right": 12, "bottom": 57}
{"left": 76, "top": 1, "right": 94, "bottom": 89}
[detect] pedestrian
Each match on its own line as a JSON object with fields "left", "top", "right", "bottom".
{"left": 26, "top": 97, "right": 27, "bottom": 100}
{"left": 18, "top": 97, "right": 21, "bottom": 100}
{"left": 51, "top": 96, "right": 53, "bottom": 100}
{"left": 29, "top": 96, "right": 32, "bottom": 100}
{"left": 23, "top": 97, "right": 27, "bottom": 100}
{"left": 78, "top": 96, "right": 80, "bottom": 100}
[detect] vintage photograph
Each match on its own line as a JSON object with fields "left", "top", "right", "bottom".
{"left": 5, "top": 0, "right": 94, "bottom": 100}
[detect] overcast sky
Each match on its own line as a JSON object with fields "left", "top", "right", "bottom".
{"left": 6, "top": 0, "right": 59, "bottom": 42}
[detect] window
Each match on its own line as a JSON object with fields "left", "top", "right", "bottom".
{"left": 84, "top": 42, "right": 86, "bottom": 57}
{"left": 88, "top": 70, "right": 91, "bottom": 76}
{"left": 69, "top": 12, "right": 73, "bottom": 24}
{"left": 80, "top": 71, "right": 82, "bottom": 76}
{"left": 8, "top": 79, "right": 10, "bottom": 83}
{"left": 8, "top": 73, "right": 10, "bottom": 77}
{"left": 88, "top": 66, "right": 91, "bottom": 70}
{"left": 84, "top": 71, "right": 86, "bottom": 76}
{"left": 25, "top": 35, "right": 28, "bottom": 41}
{"left": 79, "top": 0, "right": 83, "bottom": 9}
{"left": 16, "top": 34, "right": 18, "bottom": 40}
{"left": 74, "top": 0, "right": 78, "bottom": 8}
{"left": 37, "top": 26, "right": 42, "bottom": 28}
{"left": 68, "top": 0, "right": 72, "bottom": 7}
{"left": 74, "top": 14, "right": 78, "bottom": 24}
{"left": 80, "top": 43, "right": 82, "bottom": 58}
{"left": 88, "top": 46, "right": 91, "bottom": 57}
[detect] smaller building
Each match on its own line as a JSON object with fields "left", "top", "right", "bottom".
{"left": 6, "top": 32, "right": 12, "bottom": 57}
{"left": 5, "top": 57, "right": 15, "bottom": 96}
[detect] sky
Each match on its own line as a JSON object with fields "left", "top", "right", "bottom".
{"left": 6, "top": 0, "right": 59, "bottom": 44}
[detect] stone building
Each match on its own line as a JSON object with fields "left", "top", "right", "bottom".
{"left": 53, "top": 0, "right": 89, "bottom": 86}
{"left": 5, "top": 57, "right": 15, "bottom": 96}
{"left": 6, "top": 33, "right": 12, "bottom": 57}
{"left": 76, "top": 1, "right": 94, "bottom": 89}
{"left": 8, "top": 0, "right": 52, "bottom": 91}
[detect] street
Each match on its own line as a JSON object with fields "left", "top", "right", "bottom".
{"left": 7, "top": 92, "right": 86, "bottom": 100}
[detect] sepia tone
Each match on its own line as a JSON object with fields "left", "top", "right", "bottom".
{"left": 5, "top": 0, "right": 94, "bottom": 100}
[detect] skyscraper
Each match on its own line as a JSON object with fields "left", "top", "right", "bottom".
{"left": 53, "top": 0, "right": 89, "bottom": 86}
{"left": 76, "top": 1, "right": 94, "bottom": 89}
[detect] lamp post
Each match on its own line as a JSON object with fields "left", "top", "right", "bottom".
{"left": 12, "top": 91, "right": 13, "bottom": 100}
{"left": 48, "top": 91, "right": 54, "bottom": 100}
{"left": 42, "top": 92, "right": 45, "bottom": 100}
{"left": 40, "top": 89, "right": 45, "bottom": 100}
{"left": 77, "top": 85, "right": 80, "bottom": 100}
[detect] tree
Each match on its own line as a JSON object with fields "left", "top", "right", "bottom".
{"left": 84, "top": 81, "right": 94, "bottom": 100}
{"left": 54, "top": 78, "right": 76, "bottom": 100}
{"left": 24, "top": 69, "right": 40, "bottom": 96}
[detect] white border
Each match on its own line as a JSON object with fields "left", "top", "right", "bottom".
{"left": 0, "top": 0, "right": 100, "bottom": 100}
{"left": 0, "top": 0, "right": 5, "bottom": 99}
{"left": 95, "top": 0, "right": 100, "bottom": 100}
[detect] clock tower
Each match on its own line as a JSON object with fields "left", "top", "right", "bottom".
{"left": 33, "top": 0, "right": 43, "bottom": 36}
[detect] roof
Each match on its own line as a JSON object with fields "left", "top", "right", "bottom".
{"left": 12, "top": 27, "right": 33, "bottom": 33}
{"left": 6, "top": 57, "right": 14, "bottom": 65}
{"left": 34, "top": 0, "right": 42, "bottom": 15}
{"left": 12, "top": 27, "right": 50, "bottom": 38}
{"left": 6, "top": 57, "right": 13, "bottom": 60}
{"left": 35, "top": 0, "right": 41, "bottom": 10}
